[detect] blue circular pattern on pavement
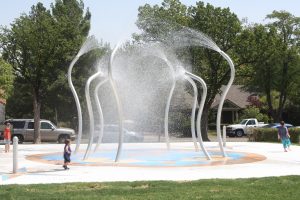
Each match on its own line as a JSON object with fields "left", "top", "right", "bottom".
{"left": 39, "top": 148, "right": 263, "bottom": 167}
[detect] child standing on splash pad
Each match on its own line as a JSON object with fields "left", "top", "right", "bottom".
{"left": 278, "top": 121, "right": 291, "bottom": 152}
{"left": 4, "top": 123, "right": 11, "bottom": 153}
{"left": 63, "top": 139, "right": 72, "bottom": 170}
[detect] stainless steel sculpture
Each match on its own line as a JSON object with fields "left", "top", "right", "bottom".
{"left": 164, "top": 65, "right": 200, "bottom": 152}
{"left": 67, "top": 36, "right": 99, "bottom": 154}
{"left": 184, "top": 75, "right": 200, "bottom": 151}
{"left": 164, "top": 77, "right": 175, "bottom": 150}
{"left": 83, "top": 71, "right": 102, "bottom": 159}
{"left": 67, "top": 53, "right": 83, "bottom": 154}
{"left": 185, "top": 71, "right": 211, "bottom": 160}
{"left": 132, "top": 43, "right": 180, "bottom": 151}
{"left": 168, "top": 29, "right": 235, "bottom": 157}
{"left": 216, "top": 50, "right": 235, "bottom": 157}
{"left": 108, "top": 42, "right": 124, "bottom": 162}
{"left": 94, "top": 78, "right": 109, "bottom": 152}
{"left": 68, "top": 28, "right": 234, "bottom": 162}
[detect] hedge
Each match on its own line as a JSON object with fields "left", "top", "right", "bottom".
{"left": 248, "top": 128, "right": 300, "bottom": 143}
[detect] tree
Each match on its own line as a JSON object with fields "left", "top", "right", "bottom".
{"left": 188, "top": 2, "right": 242, "bottom": 140}
{"left": 0, "top": 58, "right": 14, "bottom": 99}
{"left": 135, "top": 0, "right": 242, "bottom": 140}
{"left": 265, "top": 11, "right": 300, "bottom": 121}
{"left": 239, "top": 106, "right": 269, "bottom": 123}
{"left": 235, "top": 11, "right": 300, "bottom": 122}
{"left": 5, "top": 77, "right": 33, "bottom": 119}
{"left": 43, "top": 0, "right": 93, "bottom": 126}
{"left": 234, "top": 25, "right": 283, "bottom": 119}
{"left": 1, "top": 3, "right": 57, "bottom": 143}
{"left": 0, "top": 0, "right": 91, "bottom": 143}
{"left": 134, "top": 0, "right": 190, "bottom": 42}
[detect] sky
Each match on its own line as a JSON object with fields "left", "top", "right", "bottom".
{"left": 1, "top": 0, "right": 300, "bottom": 46}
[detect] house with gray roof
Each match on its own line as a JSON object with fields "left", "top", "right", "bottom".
{"left": 169, "top": 84, "right": 254, "bottom": 124}
{"left": 211, "top": 85, "right": 255, "bottom": 124}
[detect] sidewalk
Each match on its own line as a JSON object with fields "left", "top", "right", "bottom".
{"left": 1, "top": 142, "right": 300, "bottom": 185}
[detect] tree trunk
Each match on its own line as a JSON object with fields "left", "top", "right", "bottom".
{"left": 55, "top": 106, "right": 58, "bottom": 125}
{"left": 265, "top": 86, "right": 277, "bottom": 121}
{"left": 277, "top": 61, "right": 289, "bottom": 121}
{"left": 33, "top": 88, "right": 41, "bottom": 144}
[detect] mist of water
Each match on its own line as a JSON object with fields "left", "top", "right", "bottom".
{"left": 70, "top": 26, "right": 235, "bottom": 161}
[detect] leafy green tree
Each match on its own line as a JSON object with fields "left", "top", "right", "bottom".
{"left": 259, "top": 91, "right": 280, "bottom": 114}
{"left": 135, "top": 0, "right": 242, "bottom": 140}
{"left": 234, "top": 25, "right": 283, "bottom": 119}
{"left": 188, "top": 2, "right": 242, "bottom": 140}
{"left": 0, "top": 58, "right": 14, "bottom": 99}
{"left": 239, "top": 107, "right": 269, "bottom": 123}
{"left": 236, "top": 12, "right": 300, "bottom": 122}
{"left": 265, "top": 11, "right": 300, "bottom": 121}
{"left": 5, "top": 78, "right": 33, "bottom": 119}
{"left": 1, "top": 3, "right": 57, "bottom": 143}
{"left": 43, "top": 0, "right": 93, "bottom": 126}
{"left": 134, "top": 0, "right": 190, "bottom": 42}
{"left": 0, "top": 0, "right": 91, "bottom": 143}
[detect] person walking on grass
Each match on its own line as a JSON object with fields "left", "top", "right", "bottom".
{"left": 278, "top": 121, "right": 291, "bottom": 152}
{"left": 4, "top": 123, "right": 11, "bottom": 153}
{"left": 63, "top": 139, "right": 72, "bottom": 170}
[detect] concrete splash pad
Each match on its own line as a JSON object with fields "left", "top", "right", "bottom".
{"left": 1, "top": 142, "right": 300, "bottom": 185}
{"left": 27, "top": 148, "right": 265, "bottom": 167}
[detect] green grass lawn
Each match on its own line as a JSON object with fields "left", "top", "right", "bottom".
{"left": 1, "top": 176, "right": 300, "bottom": 199}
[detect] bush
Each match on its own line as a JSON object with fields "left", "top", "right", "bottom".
{"left": 240, "top": 106, "right": 269, "bottom": 123}
{"left": 289, "top": 128, "right": 300, "bottom": 143}
{"left": 248, "top": 128, "right": 300, "bottom": 143}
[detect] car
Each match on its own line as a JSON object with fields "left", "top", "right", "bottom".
{"left": 1, "top": 119, "right": 76, "bottom": 143}
{"left": 261, "top": 123, "right": 294, "bottom": 129}
{"left": 94, "top": 124, "right": 144, "bottom": 143}
{"left": 226, "top": 118, "right": 267, "bottom": 137}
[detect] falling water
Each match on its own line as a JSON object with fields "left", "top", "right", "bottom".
{"left": 69, "top": 26, "right": 235, "bottom": 161}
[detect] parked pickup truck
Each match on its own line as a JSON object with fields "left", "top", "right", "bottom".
{"left": 1, "top": 119, "right": 76, "bottom": 143}
{"left": 226, "top": 118, "right": 266, "bottom": 137}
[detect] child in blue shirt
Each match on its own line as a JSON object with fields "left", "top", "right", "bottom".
{"left": 277, "top": 121, "right": 291, "bottom": 152}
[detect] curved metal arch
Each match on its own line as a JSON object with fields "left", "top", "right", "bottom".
{"left": 68, "top": 36, "right": 100, "bottom": 154}
{"left": 83, "top": 71, "right": 102, "bottom": 160}
{"left": 94, "top": 78, "right": 109, "bottom": 152}
{"left": 215, "top": 51, "right": 235, "bottom": 157}
{"left": 108, "top": 42, "right": 124, "bottom": 162}
{"left": 67, "top": 56, "right": 82, "bottom": 154}
{"left": 185, "top": 71, "right": 211, "bottom": 160}
{"left": 184, "top": 76, "right": 199, "bottom": 151}
{"left": 164, "top": 80, "right": 176, "bottom": 150}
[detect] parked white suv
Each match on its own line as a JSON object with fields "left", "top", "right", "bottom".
{"left": 3, "top": 119, "right": 76, "bottom": 143}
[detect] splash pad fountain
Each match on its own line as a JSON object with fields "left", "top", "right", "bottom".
{"left": 28, "top": 27, "right": 266, "bottom": 168}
